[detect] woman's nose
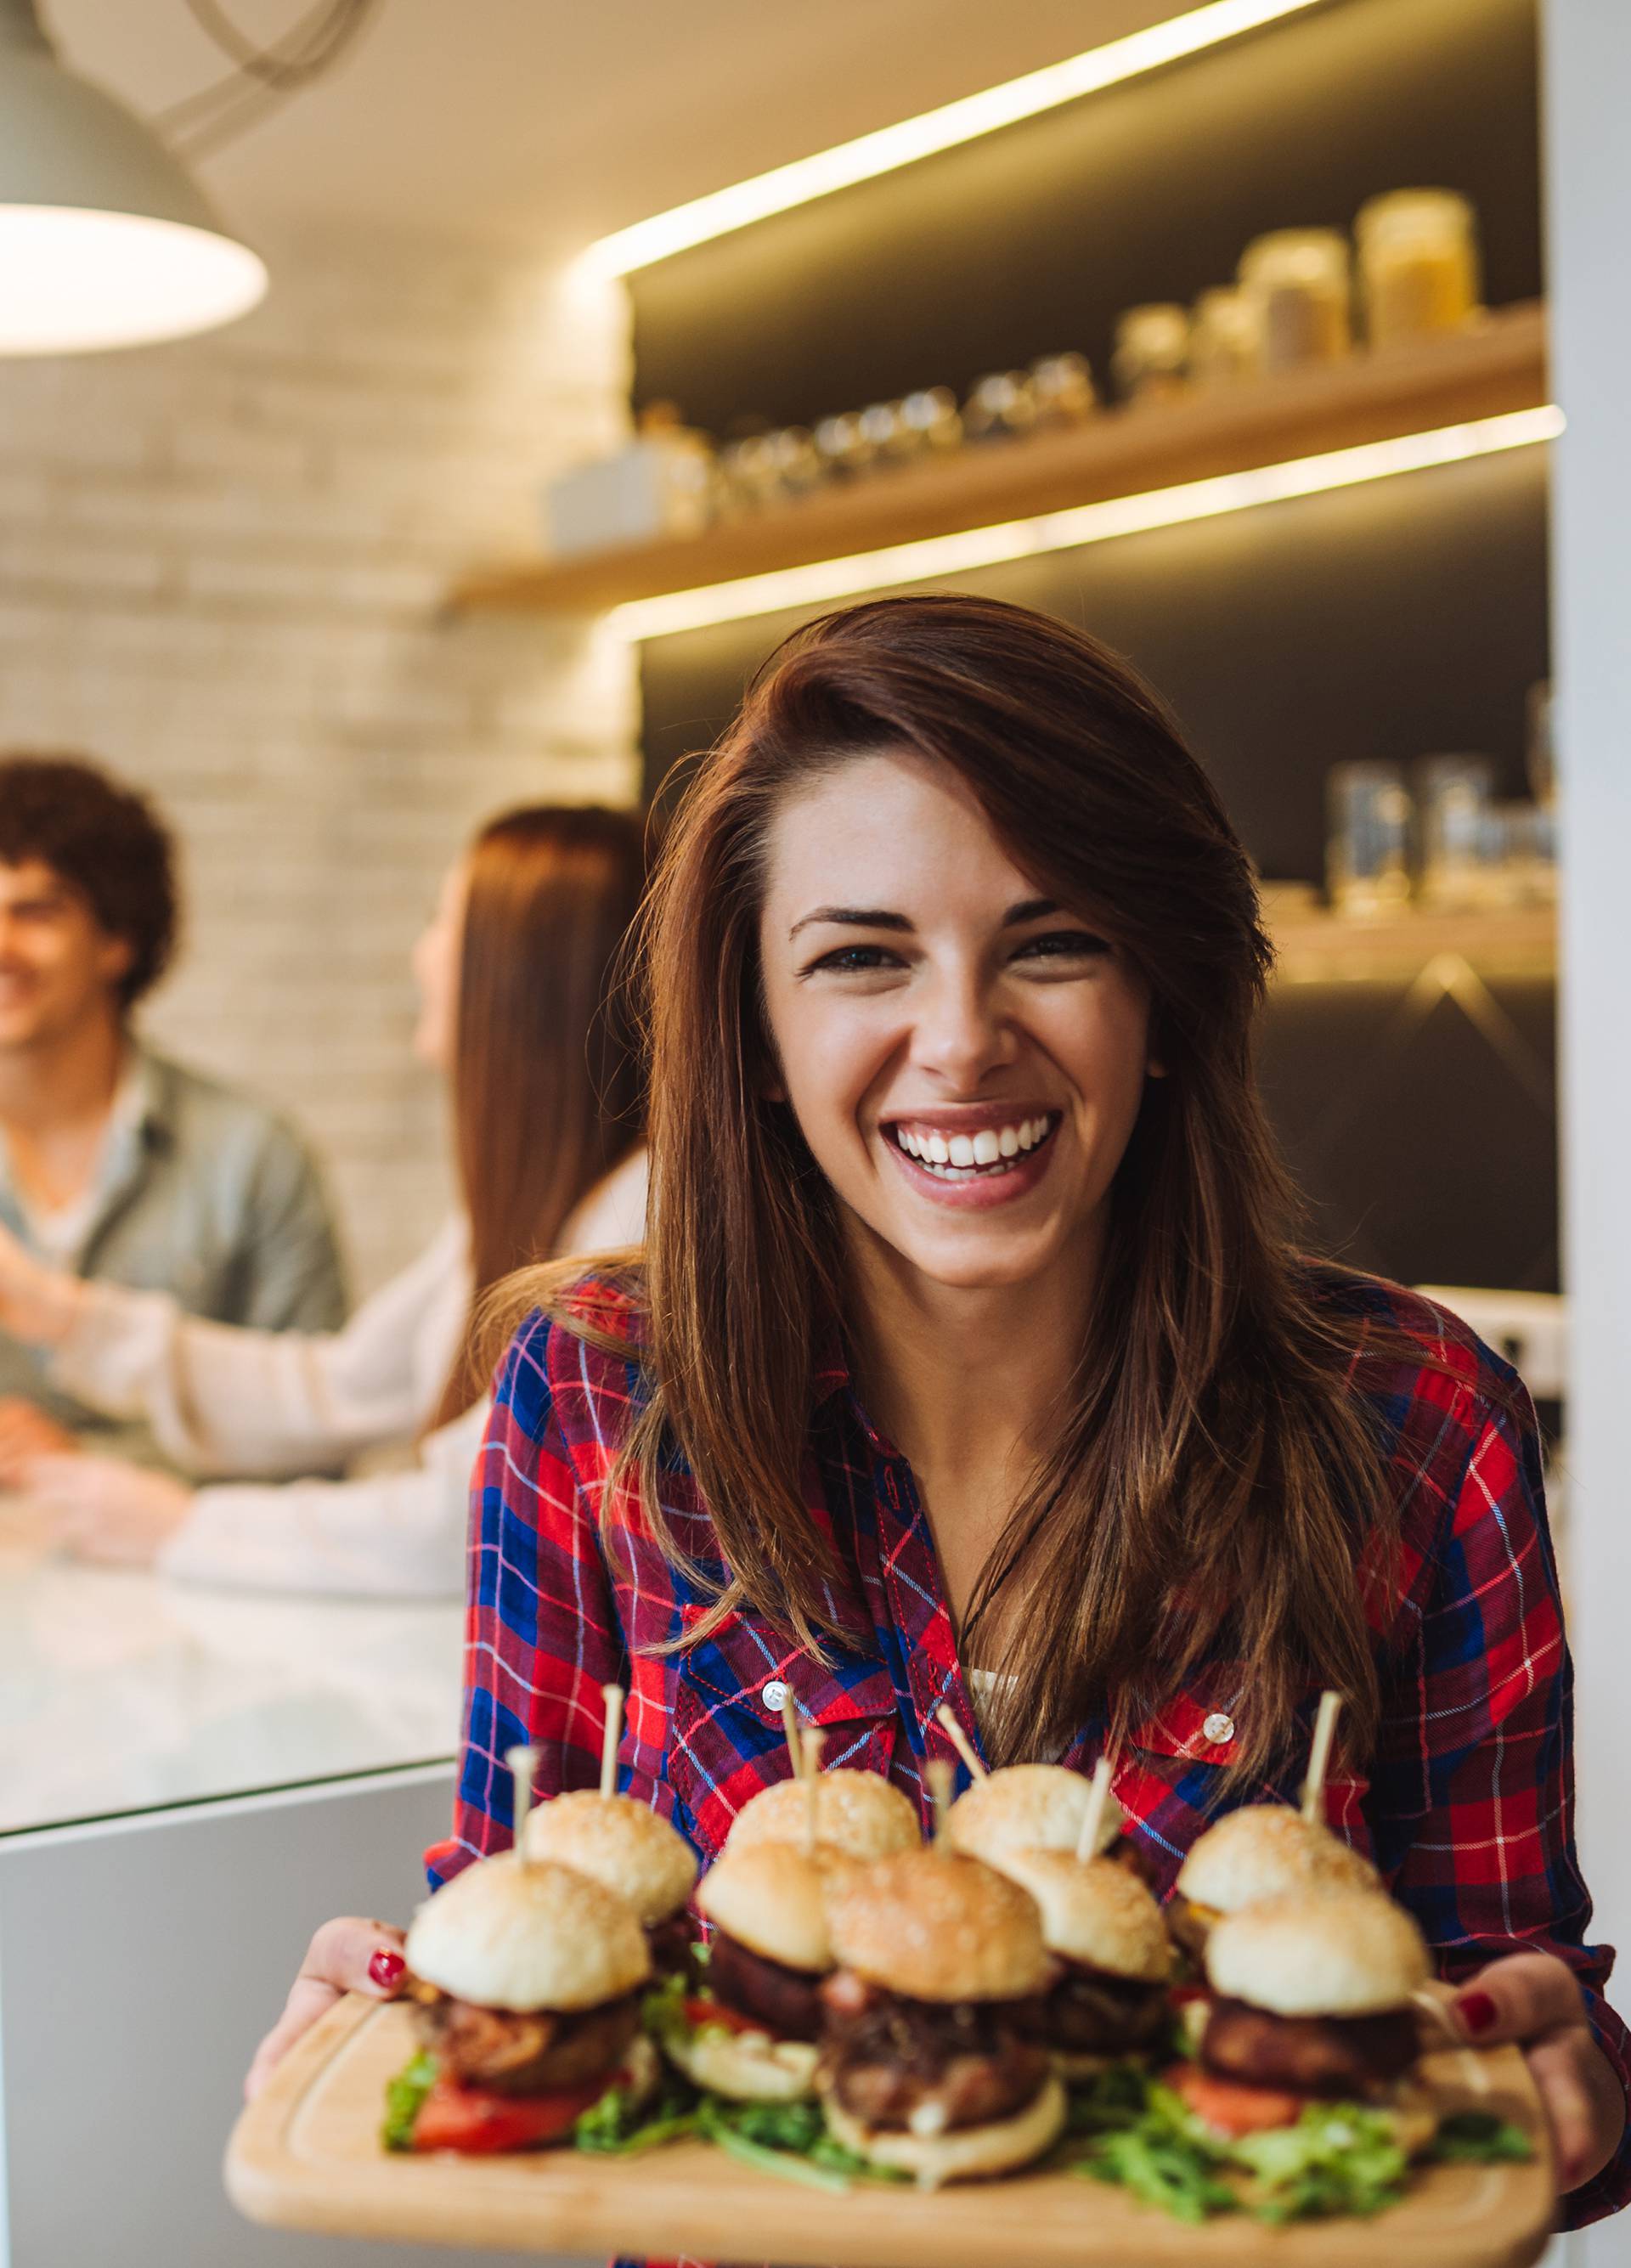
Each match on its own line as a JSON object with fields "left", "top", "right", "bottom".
{"left": 909, "top": 970, "right": 1015, "bottom": 1085}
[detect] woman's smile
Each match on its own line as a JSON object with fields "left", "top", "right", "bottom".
{"left": 878, "top": 1105, "right": 1063, "bottom": 1207}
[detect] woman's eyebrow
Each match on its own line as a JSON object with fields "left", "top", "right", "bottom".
{"left": 1003, "top": 897, "right": 1059, "bottom": 926}
{"left": 787, "top": 906, "right": 913, "bottom": 940}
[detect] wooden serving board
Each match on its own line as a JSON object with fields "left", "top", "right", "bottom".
{"left": 226, "top": 1996, "right": 1555, "bottom": 2267}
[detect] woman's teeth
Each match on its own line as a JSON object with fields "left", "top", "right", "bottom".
{"left": 890, "top": 1116, "right": 1055, "bottom": 1177}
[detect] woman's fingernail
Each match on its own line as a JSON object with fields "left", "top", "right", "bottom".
{"left": 368, "top": 1949, "right": 405, "bottom": 1990}
{"left": 1457, "top": 1989, "right": 1498, "bottom": 2036}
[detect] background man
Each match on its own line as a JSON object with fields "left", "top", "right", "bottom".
{"left": 0, "top": 753, "right": 347, "bottom": 1473}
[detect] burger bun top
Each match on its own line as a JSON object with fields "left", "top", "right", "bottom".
{"left": 521, "top": 1790, "right": 698, "bottom": 1925}
{"left": 1177, "top": 1804, "right": 1379, "bottom": 1915}
{"left": 1205, "top": 1887, "right": 1431, "bottom": 2017}
{"left": 696, "top": 1842, "right": 834, "bottom": 1973}
{"left": 406, "top": 1852, "right": 651, "bottom": 2011}
{"left": 726, "top": 1769, "right": 919, "bottom": 1863}
{"left": 826, "top": 1848, "right": 1050, "bottom": 2002}
{"left": 946, "top": 1763, "right": 1126, "bottom": 1867}
{"left": 990, "top": 1849, "right": 1171, "bottom": 1983}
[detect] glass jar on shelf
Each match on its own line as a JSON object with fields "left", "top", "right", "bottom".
{"left": 898, "top": 386, "right": 963, "bottom": 454}
{"left": 1238, "top": 229, "right": 1352, "bottom": 370}
{"left": 1356, "top": 189, "right": 1481, "bottom": 350}
{"left": 1325, "top": 761, "right": 1413, "bottom": 917}
{"left": 1414, "top": 754, "right": 1498, "bottom": 911}
{"left": 963, "top": 369, "right": 1040, "bottom": 443}
{"left": 813, "top": 409, "right": 874, "bottom": 482}
{"left": 1188, "top": 287, "right": 1261, "bottom": 387}
{"left": 1110, "top": 305, "right": 1189, "bottom": 405}
{"left": 1029, "top": 351, "right": 1098, "bottom": 426}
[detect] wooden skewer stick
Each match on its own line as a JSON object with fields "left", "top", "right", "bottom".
{"left": 1411, "top": 1988, "right": 1492, "bottom": 2096}
{"left": 801, "top": 1726, "right": 826, "bottom": 1855}
{"left": 934, "top": 1702, "right": 988, "bottom": 1783}
{"left": 926, "top": 1757, "right": 955, "bottom": 1850}
{"left": 1300, "top": 1689, "right": 1344, "bottom": 1826}
{"left": 600, "top": 1682, "right": 625, "bottom": 1802}
{"left": 781, "top": 1688, "right": 803, "bottom": 1781}
{"left": 505, "top": 1743, "right": 540, "bottom": 1865}
{"left": 1075, "top": 1752, "right": 1115, "bottom": 1863}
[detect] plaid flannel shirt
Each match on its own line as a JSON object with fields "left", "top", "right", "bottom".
{"left": 427, "top": 1267, "right": 1630, "bottom": 2229}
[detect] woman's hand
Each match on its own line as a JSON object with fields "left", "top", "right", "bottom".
{"left": 29, "top": 1453, "right": 194, "bottom": 1566}
{"left": 1453, "top": 1952, "right": 1627, "bottom": 2192}
{"left": 245, "top": 1917, "right": 408, "bottom": 2101}
{"left": 0, "top": 1221, "right": 82, "bottom": 1347}
{"left": 0, "top": 1396, "right": 78, "bottom": 1485}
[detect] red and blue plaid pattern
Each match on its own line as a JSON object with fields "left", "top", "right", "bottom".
{"left": 426, "top": 1268, "right": 1629, "bottom": 2228}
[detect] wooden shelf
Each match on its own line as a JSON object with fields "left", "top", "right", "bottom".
{"left": 1266, "top": 900, "right": 1556, "bottom": 986}
{"left": 454, "top": 302, "right": 1548, "bottom": 617}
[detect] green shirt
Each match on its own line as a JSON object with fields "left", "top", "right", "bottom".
{"left": 0, "top": 1047, "right": 347, "bottom": 1463}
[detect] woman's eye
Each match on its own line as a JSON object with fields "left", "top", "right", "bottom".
{"left": 1015, "top": 929, "right": 1111, "bottom": 962}
{"left": 803, "top": 944, "right": 903, "bottom": 976}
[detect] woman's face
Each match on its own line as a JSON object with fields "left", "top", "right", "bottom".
{"left": 411, "top": 859, "right": 469, "bottom": 1072}
{"left": 758, "top": 749, "right": 1155, "bottom": 1298}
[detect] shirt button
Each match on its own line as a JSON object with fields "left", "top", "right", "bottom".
{"left": 1202, "top": 1712, "right": 1234, "bottom": 1746}
{"left": 761, "top": 1679, "right": 791, "bottom": 1714}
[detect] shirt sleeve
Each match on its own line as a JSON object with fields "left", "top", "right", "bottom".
{"left": 1372, "top": 1385, "right": 1631, "bottom": 2227}
{"left": 423, "top": 1309, "right": 626, "bottom": 1889}
{"left": 153, "top": 1396, "right": 486, "bottom": 1598}
{"left": 229, "top": 1122, "right": 349, "bottom": 1335}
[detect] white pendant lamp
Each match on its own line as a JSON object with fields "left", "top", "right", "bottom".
{"left": 0, "top": 0, "right": 266, "bottom": 354}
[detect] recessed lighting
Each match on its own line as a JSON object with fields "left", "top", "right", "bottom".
{"left": 583, "top": 0, "right": 1334, "bottom": 277}
{"left": 609, "top": 406, "right": 1563, "bottom": 640}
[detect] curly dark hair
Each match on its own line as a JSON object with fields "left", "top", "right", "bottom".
{"left": 0, "top": 754, "right": 178, "bottom": 1010}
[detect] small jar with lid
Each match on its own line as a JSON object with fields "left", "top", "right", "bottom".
{"left": 1188, "top": 287, "right": 1262, "bottom": 388}
{"left": 1356, "top": 189, "right": 1481, "bottom": 349}
{"left": 1238, "top": 229, "right": 1352, "bottom": 370}
{"left": 1111, "top": 304, "right": 1189, "bottom": 405}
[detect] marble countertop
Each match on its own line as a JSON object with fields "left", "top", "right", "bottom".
{"left": 0, "top": 1498, "right": 462, "bottom": 1837}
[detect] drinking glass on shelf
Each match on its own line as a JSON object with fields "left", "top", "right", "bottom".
{"left": 1029, "top": 352, "right": 1098, "bottom": 426}
{"left": 1110, "top": 305, "right": 1189, "bottom": 404}
{"left": 898, "top": 386, "right": 963, "bottom": 454}
{"left": 1188, "top": 288, "right": 1262, "bottom": 387}
{"left": 1326, "top": 761, "right": 1413, "bottom": 917}
{"left": 1494, "top": 803, "right": 1558, "bottom": 905}
{"left": 1356, "top": 189, "right": 1481, "bottom": 350}
{"left": 1239, "top": 230, "right": 1353, "bottom": 370}
{"left": 1414, "top": 754, "right": 1497, "bottom": 911}
{"left": 962, "top": 370, "right": 1040, "bottom": 443}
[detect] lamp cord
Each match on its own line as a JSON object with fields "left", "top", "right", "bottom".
{"left": 155, "top": 0, "right": 382, "bottom": 159}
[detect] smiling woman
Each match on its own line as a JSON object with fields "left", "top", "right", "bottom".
{"left": 256, "top": 595, "right": 1628, "bottom": 2221}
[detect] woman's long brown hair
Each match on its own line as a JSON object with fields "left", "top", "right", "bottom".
{"left": 542, "top": 599, "right": 1406, "bottom": 1780}
{"left": 432, "top": 804, "right": 645, "bottom": 1429}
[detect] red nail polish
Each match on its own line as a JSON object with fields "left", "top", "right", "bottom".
{"left": 368, "top": 1948, "right": 405, "bottom": 1990}
{"left": 1458, "top": 1989, "right": 1498, "bottom": 2036}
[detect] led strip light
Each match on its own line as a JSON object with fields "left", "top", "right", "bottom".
{"left": 584, "top": 0, "right": 1333, "bottom": 277}
{"left": 609, "top": 406, "right": 1562, "bottom": 640}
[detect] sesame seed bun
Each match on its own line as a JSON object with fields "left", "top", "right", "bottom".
{"left": 520, "top": 1791, "right": 698, "bottom": 1926}
{"left": 726, "top": 1770, "right": 920, "bottom": 1863}
{"left": 1205, "top": 1889, "right": 1431, "bottom": 2017}
{"left": 821, "top": 2073, "right": 1067, "bottom": 2187}
{"left": 825, "top": 1849, "right": 1051, "bottom": 2002}
{"left": 988, "top": 1849, "right": 1171, "bottom": 1983}
{"left": 946, "top": 1764, "right": 1125, "bottom": 1867}
{"left": 695, "top": 1842, "right": 833, "bottom": 1974}
{"left": 660, "top": 2023, "right": 820, "bottom": 2102}
{"left": 405, "top": 1853, "right": 650, "bottom": 2011}
{"left": 1176, "top": 1805, "right": 1379, "bottom": 1917}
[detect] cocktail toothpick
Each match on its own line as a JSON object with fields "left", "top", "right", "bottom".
{"left": 505, "top": 1742, "right": 540, "bottom": 1865}
{"left": 926, "top": 1757, "right": 955, "bottom": 1849}
{"left": 1075, "top": 1752, "right": 1115, "bottom": 1862}
{"left": 801, "top": 1726, "right": 826, "bottom": 1855}
{"left": 935, "top": 1702, "right": 988, "bottom": 1783}
{"left": 600, "top": 1682, "right": 624, "bottom": 1802}
{"left": 1300, "top": 1690, "right": 1344, "bottom": 1826}
{"left": 781, "top": 1687, "right": 802, "bottom": 1780}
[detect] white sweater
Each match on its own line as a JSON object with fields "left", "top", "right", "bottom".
{"left": 46, "top": 1151, "right": 647, "bottom": 1599}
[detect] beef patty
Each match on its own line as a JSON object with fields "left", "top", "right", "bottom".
{"left": 708, "top": 1930, "right": 826, "bottom": 2041}
{"left": 1201, "top": 1996, "right": 1419, "bottom": 2096}
{"left": 1020, "top": 1961, "right": 1171, "bottom": 2056}
{"left": 817, "top": 1972, "right": 1051, "bottom": 2131}
{"left": 409, "top": 1981, "right": 640, "bottom": 2096}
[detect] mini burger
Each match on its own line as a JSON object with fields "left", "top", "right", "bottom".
{"left": 1170, "top": 1804, "right": 1379, "bottom": 1962}
{"left": 945, "top": 1763, "right": 1141, "bottom": 1879}
{"left": 817, "top": 1849, "right": 1066, "bottom": 2186}
{"left": 989, "top": 1849, "right": 1173, "bottom": 2078}
{"left": 725, "top": 1768, "right": 919, "bottom": 1863}
{"left": 395, "top": 1853, "right": 656, "bottom": 2152}
{"left": 653, "top": 1842, "right": 833, "bottom": 2102}
{"left": 522, "top": 1789, "right": 699, "bottom": 1974}
{"left": 1176, "top": 1888, "right": 1436, "bottom": 2150}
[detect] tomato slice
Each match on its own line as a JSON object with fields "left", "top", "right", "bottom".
{"left": 411, "top": 2073, "right": 606, "bottom": 2154}
{"left": 1166, "top": 2061, "right": 1308, "bottom": 2136}
{"left": 682, "top": 1993, "right": 765, "bottom": 2038}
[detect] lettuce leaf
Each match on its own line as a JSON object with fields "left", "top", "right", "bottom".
{"left": 1426, "top": 2111, "right": 1534, "bottom": 2164}
{"left": 381, "top": 2050, "right": 438, "bottom": 2152}
{"left": 572, "top": 2068, "right": 701, "bottom": 2155}
{"left": 1231, "top": 2103, "right": 1408, "bottom": 2221}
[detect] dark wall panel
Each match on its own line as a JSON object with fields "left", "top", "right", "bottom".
{"left": 633, "top": 0, "right": 1539, "bottom": 436}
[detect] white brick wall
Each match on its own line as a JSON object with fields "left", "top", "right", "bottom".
{"left": 0, "top": 219, "right": 639, "bottom": 1296}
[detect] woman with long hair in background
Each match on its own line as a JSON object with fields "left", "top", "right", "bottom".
{"left": 245, "top": 598, "right": 1626, "bottom": 2218}
{"left": 0, "top": 803, "right": 646, "bottom": 1595}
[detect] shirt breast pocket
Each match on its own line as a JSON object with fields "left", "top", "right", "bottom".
{"left": 666, "top": 1601, "right": 899, "bottom": 1867}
